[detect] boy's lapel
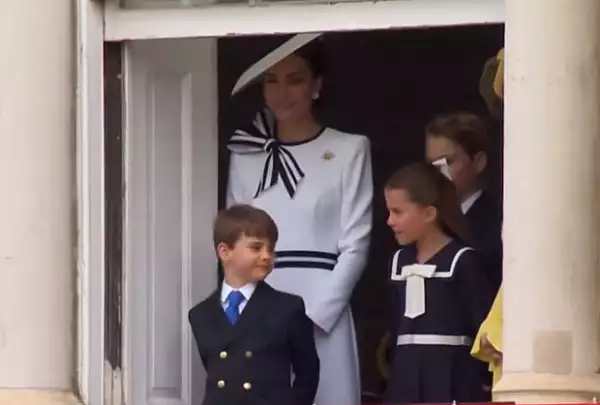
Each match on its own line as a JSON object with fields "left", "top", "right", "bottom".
{"left": 208, "top": 292, "right": 235, "bottom": 343}
{"left": 225, "top": 281, "right": 272, "bottom": 345}
{"left": 207, "top": 282, "right": 273, "bottom": 347}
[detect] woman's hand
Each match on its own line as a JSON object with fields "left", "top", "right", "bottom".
{"left": 480, "top": 333, "right": 502, "bottom": 366}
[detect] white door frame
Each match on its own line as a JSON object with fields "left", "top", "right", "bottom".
{"left": 104, "top": 0, "right": 505, "bottom": 40}
{"left": 76, "top": 0, "right": 106, "bottom": 404}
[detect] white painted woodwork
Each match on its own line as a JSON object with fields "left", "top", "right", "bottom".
{"left": 124, "top": 38, "right": 218, "bottom": 405}
{"left": 105, "top": 0, "right": 504, "bottom": 41}
{"left": 75, "top": 0, "right": 106, "bottom": 403}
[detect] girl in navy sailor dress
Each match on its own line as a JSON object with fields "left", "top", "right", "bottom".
{"left": 383, "top": 162, "right": 494, "bottom": 404}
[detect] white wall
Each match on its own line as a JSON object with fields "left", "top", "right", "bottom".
{"left": 0, "top": 0, "right": 75, "bottom": 391}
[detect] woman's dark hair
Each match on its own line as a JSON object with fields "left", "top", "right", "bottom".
{"left": 385, "top": 162, "right": 470, "bottom": 244}
{"left": 293, "top": 38, "right": 327, "bottom": 78}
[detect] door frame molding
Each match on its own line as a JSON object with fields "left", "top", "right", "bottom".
{"left": 76, "top": 0, "right": 106, "bottom": 404}
{"left": 104, "top": 0, "right": 505, "bottom": 41}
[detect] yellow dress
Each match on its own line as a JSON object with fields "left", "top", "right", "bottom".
{"left": 471, "top": 288, "right": 502, "bottom": 387}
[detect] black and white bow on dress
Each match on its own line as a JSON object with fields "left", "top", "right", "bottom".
{"left": 227, "top": 109, "right": 305, "bottom": 199}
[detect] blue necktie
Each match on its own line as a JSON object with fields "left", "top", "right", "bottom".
{"left": 225, "top": 290, "right": 245, "bottom": 325}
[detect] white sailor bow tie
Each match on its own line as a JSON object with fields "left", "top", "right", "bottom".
{"left": 227, "top": 109, "right": 304, "bottom": 199}
{"left": 397, "top": 264, "right": 436, "bottom": 319}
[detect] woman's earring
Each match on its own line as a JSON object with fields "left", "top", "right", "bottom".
{"left": 312, "top": 92, "right": 320, "bottom": 100}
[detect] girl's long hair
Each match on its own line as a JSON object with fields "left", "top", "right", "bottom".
{"left": 385, "top": 161, "right": 470, "bottom": 244}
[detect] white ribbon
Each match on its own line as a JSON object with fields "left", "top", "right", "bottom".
{"left": 395, "top": 264, "right": 436, "bottom": 319}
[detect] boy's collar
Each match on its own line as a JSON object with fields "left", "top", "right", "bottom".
{"left": 461, "top": 189, "right": 483, "bottom": 214}
{"left": 221, "top": 281, "right": 257, "bottom": 303}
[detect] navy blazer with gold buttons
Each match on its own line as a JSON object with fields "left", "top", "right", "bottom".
{"left": 188, "top": 281, "right": 319, "bottom": 405}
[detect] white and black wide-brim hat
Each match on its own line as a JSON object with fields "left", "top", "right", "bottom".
{"left": 231, "top": 32, "right": 323, "bottom": 96}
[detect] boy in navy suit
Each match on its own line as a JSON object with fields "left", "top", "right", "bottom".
{"left": 425, "top": 111, "right": 503, "bottom": 292}
{"left": 189, "top": 204, "right": 319, "bottom": 405}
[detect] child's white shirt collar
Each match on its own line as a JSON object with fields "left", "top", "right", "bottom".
{"left": 461, "top": 189, "right": 483, "bottom": 214}
{"left": 221, "top": 281, "right": 257, "bottom": 305}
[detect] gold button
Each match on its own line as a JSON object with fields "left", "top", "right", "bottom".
{"left": 219, "top": 351, "right": 227, "bottom": 359}
{"left": 245, "top": 351, "right": 253, "bottom": 359}
{"left": 243, "top": 382, "right": 252, "bottom": 391}
{"left": 217, "top": 380, "right": 225, "bottom": 388}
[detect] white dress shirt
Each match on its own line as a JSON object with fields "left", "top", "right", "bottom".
{"left": 461, "top": 189, "right": 482, "bottom": 214}
{"left": 220, "top": 281, "right": 257, "bottom": 314}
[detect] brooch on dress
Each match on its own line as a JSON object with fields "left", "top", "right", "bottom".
{"left": 321, "top": 150, "right": 335, "bottom": 161}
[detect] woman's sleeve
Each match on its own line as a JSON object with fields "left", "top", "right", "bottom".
{"left": 305, "top": 137, "right": 373, "bottom": 333}
{"left": 226, "top": 153, "right": 249, "bottom": 207}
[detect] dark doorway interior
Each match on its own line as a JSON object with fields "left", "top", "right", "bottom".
{"left": 217, "top": 24, "right": 504, "bottom": 397}
{"left": 104, "top": 41, "right": 124, "bottom": 373}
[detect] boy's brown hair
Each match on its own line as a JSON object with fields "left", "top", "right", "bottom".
{"left": 213, "top": 204, "right": 278, "bottom": 250}
{"left": 425, "top": 111, "right": 489, "bottom": 158}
